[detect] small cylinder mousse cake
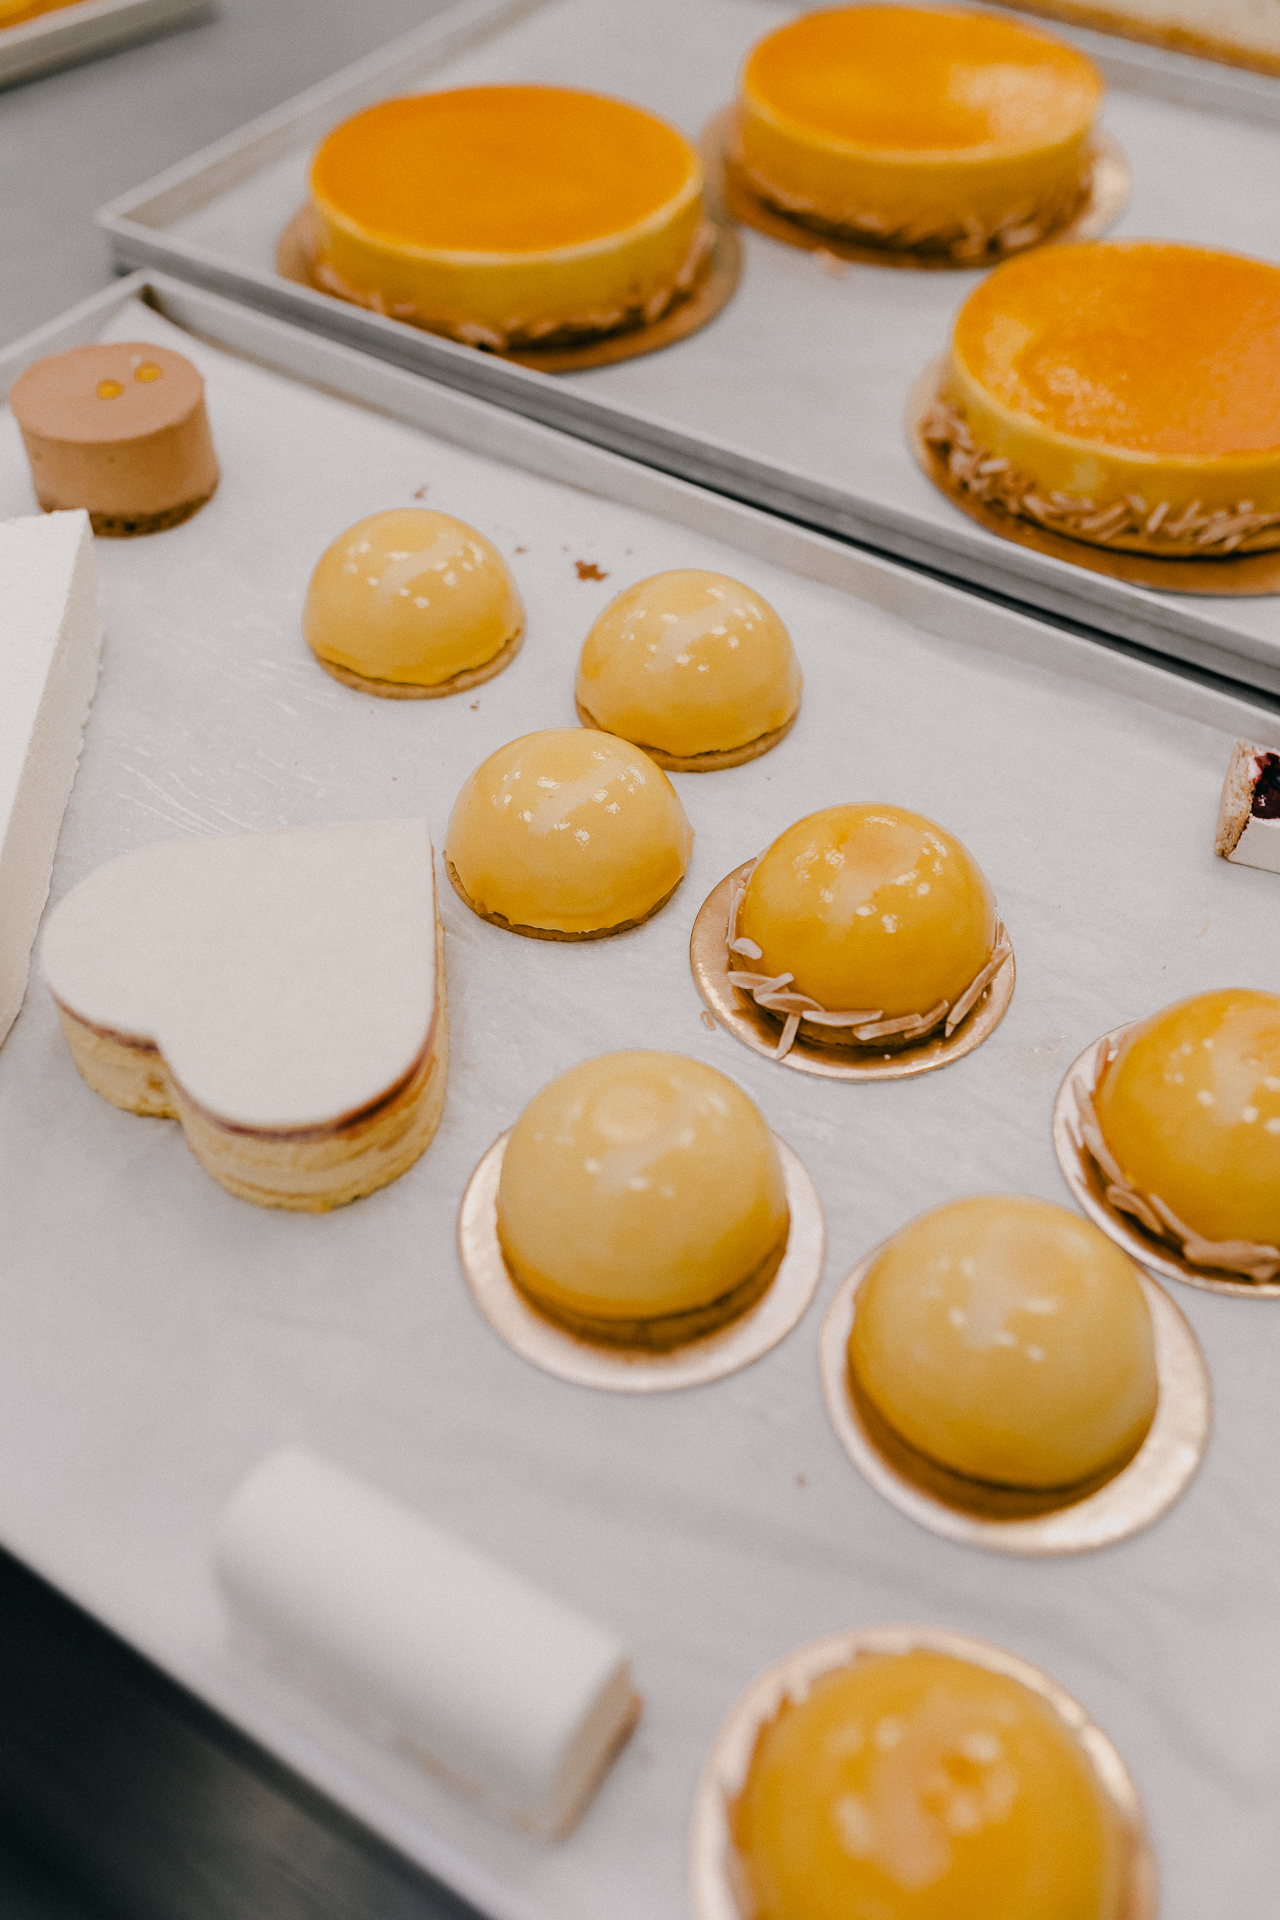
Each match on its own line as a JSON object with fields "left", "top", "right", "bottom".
{"left": 575, "top": 569, "right": 802, "bottom": 770}
{"left": 733, "top": 803, "right": 1003, "bottom": 1055}
{"left": 737, "top": 6, "right": 1102, "bottom": 258}
{"left": 307, "top": 87, "right": 710, "bottom": 351}
{"left": 1091, "top": 989, "right": 1280, "bottom": 1262}
{"left": 850, "top": 1196, "right": 1157, "bottom": 1489}
{"left": 9, "top": 343, "right": 219, "bottom": 537}
{"left": 302, "top": 508, "right": 524, "bottom": 697}
{"left": 446, "top": 729, "right": 692, "bottom": 939}
{"left": 732, "top": 1647, "right": 1128, "bottom": 1920}
{"left": 933, "top": 241, "right": 1280, "bottom": 556}
{"left": 497, "top": 1052, "right": 790, "bottom": 1348}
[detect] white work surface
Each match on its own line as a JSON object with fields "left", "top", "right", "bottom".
{"left": 104, "top": 0, "right": 1280, "bottom": 694}
{"left": 1, "top": 286, "right": 1278, "bottom": 1920}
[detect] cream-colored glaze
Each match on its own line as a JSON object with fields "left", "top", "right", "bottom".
{"left": 446, "top": 729, "right": 692, "bottom": 935}
{"left": 496, "top": 1051, "right": 790, "bottom": 1329}
{"left": 1094, "top": 989, "right": 1280, "bottom": 1249}
{"left": 738, "top": 6, "right": 1102, "bottom": 250}
{"left": 0, "top": 510, "right": 102, "bottom": 1048}
{"left": 849, "top": 1195, "right": 1158, "bottom": 1489}
{"left": 732, "top": 1647, "right": 1128, "bottom": 1920}
{"left": 737, "top": 803, "right": 996, "bottom": 1019}
{"left": 575, "top": 569, "right": 801, "bottom": 758}
{"left": 303, "top": 509, "right": 523, "bottom": 690}
{"left": 42, "top": 819, "right": 438, "bottom": 1131}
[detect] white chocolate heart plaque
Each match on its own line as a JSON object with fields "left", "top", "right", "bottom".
{"left": 42, "top": 818, "right": 446, "bottom": 1211}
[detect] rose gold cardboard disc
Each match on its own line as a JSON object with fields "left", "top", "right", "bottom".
{"left": 701, "top": 107, "right": 1130, "bottom": 270}
{"left": 456, "top": 1130, "right": 824, "bottom": 1393}
{"left": 818, "top": 1248, "right": 1210, "bottom": 1556}
{"left": 690, "top": 862, "right": 1015, "bottom": 1081}
{"left": 1054, "top": 1029, "right": 1280, "bottom": 1297}
{"left": 909, "top": 359, "right": 1280, "bottom": 596}
{"left": 689, "top": 1625, "right": 1157, "bottom": 1920}
{"left": 276, "top": 207, "right": 741, "bottom": 374}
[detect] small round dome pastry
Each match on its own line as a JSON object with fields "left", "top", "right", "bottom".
{"left": 303, "top": 509, "right": 523, "bottom": 696}
{"left": 1093, "top": 988, "right": 1280, "bottom": 1252}
{"left": 850, "top": 1196, "right": 1157, "bottom": 1489}
{"left": 575, "top": 569, "right": 801, "bottom": 770}
{"left": 736, "top": 804, "right": 1000, "bottom": 1045}
{"left": 497, "top": 1052, "right": 789, "bottom": 1346}
{"left": 446, "top": 729, "right": 692, "bottom": 938}
{"left": 738, "top": 6, "right": 1103, "bottom": 260}
{"left": 732, "top": 1647, "right": 1127, "bottom": 1920}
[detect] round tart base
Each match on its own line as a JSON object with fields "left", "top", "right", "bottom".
{"left": 701, "top": 108, "right": 1129, "bottom": 271}
{"left": 575, "top": 697, "right": 798, "bottom": 771}
{"left": 445, "top": 853, "right": 683, "bottom": 942}
{"left": 909, "top": 358, "right": 1280, "bottom": 596}
{"left": 689, "top": 1624, "right": 1157, "bottom": 1920}
{"left": 456, "top": 1129, "right": 824, "bottom": 1392}
{"left": 1055, "top": 1027, "right": 1280, "bottom": 1297}
{"left": 818, "top": 1246, "right": 1210, "bottom": 1556}
{"left": 276, "top": 206, "right": 741, "bottom": 374}
{"left": 313, "top": 621, "right": 523, "bottom": 701}
{"left": 690, "top": 860, "right": 1014, "bottom": 1080}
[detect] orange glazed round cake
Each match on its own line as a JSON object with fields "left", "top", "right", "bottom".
{"left": 307, "top": 86, "right": 710, "bottom": 349}
{"left": 737, "top": 5, "right": 1103, "bottom": 257}
{"left": 935, "top": 240, "right": 1280, "bottom": 555}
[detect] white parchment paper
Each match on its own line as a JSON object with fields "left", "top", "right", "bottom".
{"left": 1, "top": 298, "right": 1278, "bottom": 1920}
{"left": 161, "top": 0, "right": 1280, "bottom": 687}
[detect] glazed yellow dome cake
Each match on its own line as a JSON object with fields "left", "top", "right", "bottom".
{"left": 445, "top": 729, "right": 692, "bottom": 938}
{"left": 575, "top": 569, "right": 802, "bottom": 769}
{"left": 302, "top": 509, "right": 523, "bottom": 696}
{"left": 850, "top": 1196, "right": 1157, "bottom": 1489}
{"left": 307, "top": 87, "right": 710, "bottom": 350}
{"left": 1090, "top": 989, "right": 1280, "bottom": 1272}
{"left": 737, "top": 5, "right": 1103, "bottom": 258}
{"left": 730, "top": 804, "right": 1006, "bottom": 1056}
{"left": 732, "top": 1647, "right": 1128, "bottom": 1920}
{"left": 496, "top": 1052, "right": 790, "bottom": 1347}
{"left": 932, "top": 241, "right": 1280, "bottom": 555}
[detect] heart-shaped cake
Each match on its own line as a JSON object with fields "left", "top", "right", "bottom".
{"left": 42, "top": 818, "right": 445, "bottom": 1210}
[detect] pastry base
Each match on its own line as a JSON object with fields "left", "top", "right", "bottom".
{"left": 457, "top": 1129, "right": 825, "bottom": 1394}
{"left": 508, "top": 1235, "right": 788, "bottom": 1354}
{"left": 909, "top": 359, "right": 1280, "bottom": 595}
{"left": 54, "top": 917, "right": 447, "bottom": 1212}
{"left": 689, "top": 1626, "right": 1158, "bottom": 1920}
{"left": 818, "top": 1250, "right": 1210, "bottom": 1557}
{"left": 276, "top": 206, "right": 741, "bottom": 375}
{"left": 701, "top": 108, "right": 1130, "bottom": 271}
{"left": 1054, "top": 1028, "right": 1280, "bottom": 1296}
{"left": 999, "top": 2, "right": 1280, "bottom": 79}
{"left": 43, "top": 485, "right": 218, "bottom": 540}
{"left": 574, "top": 698, "right": 798, "bottom": 771}
{"left": 445, "top": 853, "right": 683, "bottom": 942}
{"left": 690, "top": 860, "right": 1014, "bottom": 1080}
{"left": 314, "top": 620, "right": 523, "bottom": 701}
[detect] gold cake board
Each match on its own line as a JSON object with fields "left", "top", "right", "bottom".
{"left": 909, "top": 358, "right": 1280, "bottom": 597}
{"left": 700, "top": 106, "right": 1131, "bottom": 272}
{"left": 276, "top": 205, "right": 740, "bottom": 375}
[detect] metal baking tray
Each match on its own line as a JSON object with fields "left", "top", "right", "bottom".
{"left": 96, "top": 0, "right": 1280, "bottom": 698}
{"left": 1, "top": 269, "right": 1278, "bottom": 1920}
{"left": 0, "top": 0, "right": 212, "bottom": 91}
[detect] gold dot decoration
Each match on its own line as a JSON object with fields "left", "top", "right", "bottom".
{"left": 134, "top": 362, "right": 162, "bottom": 383}
{"left": 96, "top": 379, "right": 124, "bottom": 400}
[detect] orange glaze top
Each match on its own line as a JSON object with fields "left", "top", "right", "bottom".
{"left": 311, "top": 87, "right": 700, "bottom": 256}
{"left": 742, "top": 6, "right": 1102, "bottom": 157}
{"left": 954, "top": 241, "right": 1280, "bottom": 459}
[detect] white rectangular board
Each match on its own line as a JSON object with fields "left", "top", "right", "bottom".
{"left": 1, "top": 272, "right": 1278, "bottom": 1920}
{"left": 97, "top": 0, "right": 1280, "bottom": 697}
{"left": 0, "top": 0, "right": 213, "bottom": 91}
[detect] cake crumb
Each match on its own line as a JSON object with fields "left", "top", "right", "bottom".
{"left": 514, "top": 545, "right": 527, "bottom": 553}
{"left": 470, "top": 701, "right": 480, "bottom": 710}
{"left": 575, "top": 560, "right": 608, "bottom": 581}
{"left": 413, "top": 484, "right": 429, "bottom": 499}
{"left": 700, "top": 1010, "right": 716, "bottom": 1031}
{"left": 796, "top": 1473, "right": 808, "bottom": 1487}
